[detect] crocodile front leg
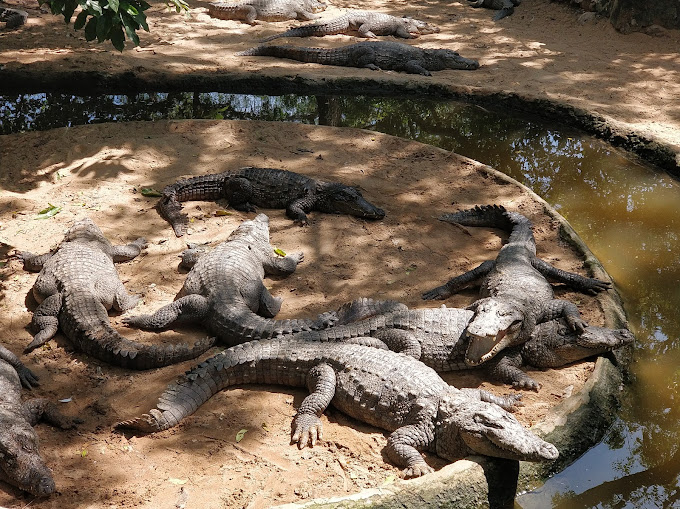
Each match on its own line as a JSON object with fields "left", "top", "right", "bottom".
{"left": 292, "top": 363, "right": 336, "bottom": 448}
{"left": 22, "top": 399, "right": 79, "bottom": 429}
{"left": 485, "top": 348, "right": 540, "bottom": 391}
{"left": 403, "top": 60, "right": 431, "bottom": 76}
{"left": 111, "top": 237, "right": 147, "bottom": 262}
{"left": 26, "top": 293, "right": 63, "bottom": 352}
{"left": 286, "top": 198, "right": 316, "bottom": 225}
{"left": 223, "top": 176, "right": 257, "bottom": 212}
{"left": 422, "top": 259, "right": 495, "bottom": 300}
{"left": 385, "top": 399, "right": 437, "bottom": 478}
{"left": 539, "top": 300, "right": 587, "bottom": 333}
{"left": 123, "top": 294, "right": 209, "bottom": 329}
{"left": 531, "top": 257, "right": 611, "bottom": 295}
{"left": 16, "top": 250, "right": 54, "bottom": 272}
{"left": 0, "top": 345, "right": 39, "bottom": 389}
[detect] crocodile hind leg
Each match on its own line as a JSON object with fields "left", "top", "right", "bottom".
{"left": 223, "top": 176, "right": 257, "bottom": 212}
{"left": 16, "top": 251, "right": 54, "bottom": 272}
{"left": 292, "top": 363, "right": 336, "bottom": 448}
{"left": 22, "top": 399, "right": 79, "bottom": 429}
{"left": 26, "top": 293, "right": 63, "bottom": 352}
{"left": 385, "top": 398, "right": 437, "bottom": 478}
{"left": 422, "top": 259, "right": 495, "bottom": 300}
{"left": 123, "top": 294, "right": 209, "bottom": 329}
{"left": 240, "top": 279, "right": 283, "bottom": 318}
{"left": 111, "top": 237, "right": 147, "bottom": 262}
{"left": 486, "top": 349, "right": 540, "bottom": 391}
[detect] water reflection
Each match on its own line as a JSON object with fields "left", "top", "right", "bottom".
{"left": 2, "top": 92, "right": 680, "bottom": 507}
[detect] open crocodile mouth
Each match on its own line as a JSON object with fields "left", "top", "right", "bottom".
{"left": 465, "top": 329, "right": 512, "bottom": 366}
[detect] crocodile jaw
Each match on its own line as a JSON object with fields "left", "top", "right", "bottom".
{"left": 464, "top": 298, "right": 524, "bottom": 365}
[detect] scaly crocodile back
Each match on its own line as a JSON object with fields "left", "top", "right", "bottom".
{"left": 261, "top": 13, "right": 354, "bottom": 41}
{"left": 238, "top": 44, "right": 350, "bottom": 66}
{"left": 115, "top": 338, "right": 448, "bottom": 433}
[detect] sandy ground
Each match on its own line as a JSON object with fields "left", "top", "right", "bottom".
{"left": 0, "top": 0, "right": 679, "bottom": 166}
{"left": 0, "top": 120, "right": 606, "bottom": 508}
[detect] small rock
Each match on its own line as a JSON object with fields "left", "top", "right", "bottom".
{"left": 578, "top": 12, "right": 596, "bottom": 24}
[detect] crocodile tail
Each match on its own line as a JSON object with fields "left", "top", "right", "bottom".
{"left": 439, "top": 204, "right": 533, "bottom": 242}
{"left": 260, "top": 16, "right": 350, "bottom": 42}
{"left": 334, "top": 298, "right": 408, "bottom": 325}
{"left": 79, "top": 325, "right": 216, "bottom": 370}
{"left": 227, "top": 311, "right": 339, "bottom": 343}
{"left": 158, "top": 172, "right": 233, "bottom": 236}
{"left": 237, "top": 45, "right": 338, "bottom": 65}
{"left": 115, "top": 339, "right": 295, "bottom": 432}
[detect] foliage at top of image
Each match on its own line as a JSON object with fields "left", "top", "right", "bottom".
{"left": 41, "top": 0, "right": 189, "bottom": 51}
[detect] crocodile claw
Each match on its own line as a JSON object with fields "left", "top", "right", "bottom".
{"left": 402, "top": 462, "right": 434, "bottom": 478}
{"left": 291, "top": 413, "right": 323, "bottom": 449}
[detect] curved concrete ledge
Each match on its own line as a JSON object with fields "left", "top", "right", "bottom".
{"left": 272, "top": 161, "right": 631, "bottom": 509}
{"left": 0, "top": 70, "right": 677, "bottom": 176}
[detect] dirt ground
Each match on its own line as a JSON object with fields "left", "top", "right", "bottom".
{"left": 1, "top": 0, "right": 679, "bottom": 166}
{"left": 0, "top": 119, "right": 607, "bottom": 508}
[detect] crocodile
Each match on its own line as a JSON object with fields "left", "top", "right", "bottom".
{"left": 468, "top": 0, "right": 521, "bottom": 20}
{"left": 488, "top": 317, "right": 635, "bottom": 391}
{"left": 237, "top": 40, "right": 480, "bottom": 76}
{"left": 0, "top": 344, "right": 77, "bottom": 496}
{"left": 158, "top": 166, "right": 385, "bottom": 237}
{"left": 18, "top": 218, "right": 215, "bottom": 370}
{"left": 115, "top": 338, "right": 559, "bottom": 477}
{"left": 422, "top": 205, "right": 611, "bottom": 365}
{"left": 208, "top": 0, "right": 326, "bottom": 24}
{"left": 0, "top": 6, "right": 28, "bottom": 29}
{"left": 260, "top": 10, "right": 440, "bottom": 42}
{"left": 290, "top": 298, "right": 634, "bottom": 388}
{"left": 123, "top": 213, "right": 338, "bottom": 343}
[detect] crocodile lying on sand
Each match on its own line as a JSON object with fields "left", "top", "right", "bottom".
{"left": 237, "top": 41, "right": 480, "bottom": 75}
{"left": 0, "top": 344, "right": 77, "bottom": 496}
{"left": 116, "top": 339, "right": 559, "bottom": 477}
{"left": 468, "top": 0, "right": 520, "bottom": 20}
{"left": 158, "top": 167, "right": 385, "bottom": 237}
{"left": 208, "top": 0, "right": 326, "bottom": 24}
{"left": 18, "top": 218, "right": 215, "bottom": 369}
{"left": 423, "top": 205, "right": 611, "bottom": 365}
{"left": 290, "top": 298, "right": 634, "bottom": 388}
{"left": 0, "top": 6, "right": 28, "bottom": 29}
{"left": 123, "top": 214, "right": 338, "bottom": 343}
{"left": 261, "top": 10, "right": 439, "bottom": 42}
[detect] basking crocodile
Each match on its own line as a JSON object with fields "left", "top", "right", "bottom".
{"left": 237, "top": 41, "right": 480, "bottom": 76}
{"left": 18, "top": 218, "right": 215, "bottom": 370}
{"left": 208, "top": 0, "right": 326, "bottom": 24}
{"left": 0, "top": 344, "right": 77, "bottom": 496}
{"left": 123, "top": 214, "right": 338, "bottom": 343}
{"left": 291, "top": 298, "right": 634, "bottom": 388}
{"left": 422, "top": 205, "right": 611, "bottom": 365}
{"left": 488, "top": 317, "right": 635, "bottom": 391}
{"left": 0, "top": 6, "right": 28, "bottom": 29}
{"left": 115, "top": 338, "right": 559, "bottom": 477}
{"left": 261, "top": 10, "right": 439, "bottom": 42}
{"left": 468, "top": 0, "right": 520, "bottom": 20}
{"left": 158, "top": 166, "right": 385, "bottom": 237}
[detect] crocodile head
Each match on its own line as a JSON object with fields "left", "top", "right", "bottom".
{"left": 303, "top": 0, "right": 327, "bottom": 13}
{"left": 318, "top": 183, "right": 385, "bottom": 220}
{"left": 0, "top": 423, "right": 55, "bottom": 496}
{"left": 525, "top": 321, "right": 635, "bottom": 367}
{"left": 465, "top": 297, "right": 531, "bottom": 366}
{"left": 402, "top": 18, "right": 440, "bottom": 36}
{"left": 226, "top": 213, "right": 271, "bottom": 243}
{"left": 430, "top": 49, "right": 480, "bottom": 70}
{"left": 63, "top": 217, "right": 106, "bottom": 243}
{"left": 435, "top": 391, "right": 559, "bottom": 463}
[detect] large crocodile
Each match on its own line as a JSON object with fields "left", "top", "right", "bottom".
{"left": 158, "top": 166, "right": 385, "bottom": 237}
{"left": 422, "top": 205, "right": 611, "bottom": 365}
{"left": 115, "top": 338, "right": 558, "bottom": 477}
{"left": 0, "top": 344, "right": 77, "bottom": 496}
{"left": 261, "top": 10, "right": 439, "bottom": 42}
{"left": 18, "top": 218, "right": 215, "bottom": 370}
{"left": 0, "top": 6, "right": 28, "bottom": 29}
{"left": 237, "top": 41, "right": 480, "bottom": 75}
{"left": 290, "top": 298, "right": 634, "bottom": 388}
{"left": 208, "top": 0, "right": 326, "bottom": 24}
{"left": 123, "top": 214, "right": 338, "bottom": 343}
{"left": 468, "top": 0, "right": 521, "bottom": 20}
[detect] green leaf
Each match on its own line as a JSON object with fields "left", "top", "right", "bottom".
{"left": 235, "top": 429, "right": 248, "bottom": 443}
{"left": 74, "top": 10, "right": 88, "bottom": 29}
{"left": 96, "top": 14, "right": 112, "bottom": 42}
{"left": 107, "top": 0, "right": 119, "bottom": 12}
{"left": 131, "top": 10, "right": 148, "bottom": 31}
{"left": 123, "top": 21, "right": 140, "bottom": 46}
{"left": 140, "top": 187, "right": 162, "bottom": 197}
{"left": 168, "top": 478, "right": 187, "bottom": 485}
{"left": 273, "top": 247, "right": 286, "bottom": 257}
{"left": 63, "top": 0, "right": 78, "bottom": 22}
{"left": 81, "top": 449, "right": 88, "bottom": 457}
{"left": 85, "top": 0, "right": 103, "bottom": 16}
{"left": 35, "top": 204, "right": 61, "bottom": 219}
{"left": 84, "top": 16, "right": 97, "bottom": 41}
{"left": 110, "top": 24, "right": 125, "bottom": 51}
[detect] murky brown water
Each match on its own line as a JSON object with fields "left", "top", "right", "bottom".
{"left": 2, "top": 92, "right": 679, "bottom": 507}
